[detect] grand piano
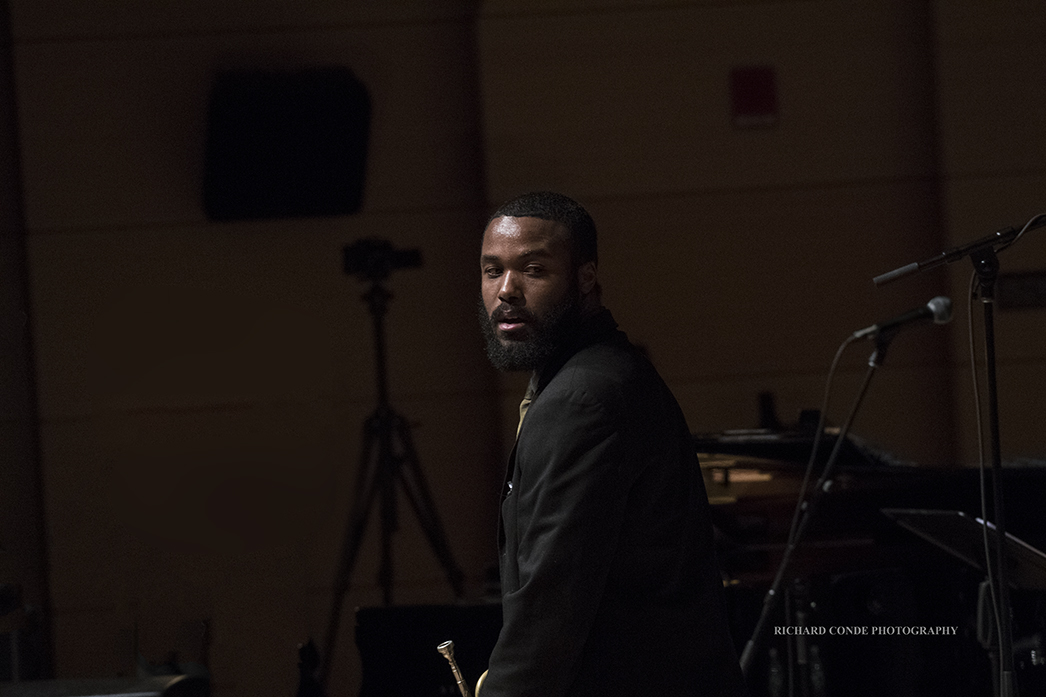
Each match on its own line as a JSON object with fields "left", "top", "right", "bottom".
{"left": 693, "top": 425, "right": 1046, "bottom": 697}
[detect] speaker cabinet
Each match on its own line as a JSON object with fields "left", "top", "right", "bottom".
{"left": 203, "top": 67, "right": 371, "bottom": 221}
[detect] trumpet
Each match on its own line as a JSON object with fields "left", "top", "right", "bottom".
{"left": 437, "top": 640, "right": 487, "bottom": 697}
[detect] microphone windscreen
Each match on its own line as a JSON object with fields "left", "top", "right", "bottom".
{"left": 928, "top": 296, "right": 952, "bottom": 324}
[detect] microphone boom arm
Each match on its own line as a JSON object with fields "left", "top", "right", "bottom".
{"left": 874, "top": 214, "right": 1046, "bottom": 287}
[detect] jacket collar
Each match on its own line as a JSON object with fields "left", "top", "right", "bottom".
{"left": 530, "top": 307, "right": 619, "bottom": 396}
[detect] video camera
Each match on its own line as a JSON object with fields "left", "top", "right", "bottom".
{"left": 343, "top": 238, "right": 422, "bottom": 282}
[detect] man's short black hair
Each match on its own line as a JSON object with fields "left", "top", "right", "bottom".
{"left": 489, "top": 191, "right": 598, "bottom": 267}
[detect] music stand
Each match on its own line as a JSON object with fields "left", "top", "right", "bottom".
{"left": 884, "top": 508, "right": 1046, "bottom": 697}
{"left": 881, "top": 508, "right": 1046, "bottom": 591}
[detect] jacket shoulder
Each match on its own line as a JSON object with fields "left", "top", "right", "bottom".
{"left": 538, "top": 336, "right": 657, "bottom": 415}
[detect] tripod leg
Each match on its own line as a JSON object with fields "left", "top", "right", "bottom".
{"left": 320, "top": 413, "right": 384, "bottom": 688}
{"left": 377, "top": 436, "right": 399, "bottom": 606}
{"left": 391, "top": 411, "right": 466, "bottom": 597}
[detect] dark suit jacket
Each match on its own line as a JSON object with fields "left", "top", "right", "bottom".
{"left": 483, "top": 309, "right": 748, "bottom": 697}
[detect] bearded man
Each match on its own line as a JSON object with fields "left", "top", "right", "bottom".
{"left": 477, "top": 191, "right": 748, "bottom": 697}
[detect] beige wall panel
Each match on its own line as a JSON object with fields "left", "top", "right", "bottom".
{"left": 39, "top": 400, "right": 496, "bottom": 606}
{"left": 9, "top": 0, "right": 477, "bottom": 40}
{"left": 991, "top": 362, "right": 1046, "bottom": 461}
{"left": 580, "top": 182, "right": 949, "bottom": 384}
{"left": 40, "top": 390, "right": 496, "bottom": 694}
{"left": 940, "top": 175, "right": 1046, "bottom": 257}
{"left": 40, "top": 405, "right": 346, "bottom": 611}
{"left": 0, "top": 234, "right": 33, "bottom": 420}
{"left": 940, "top": 175, "right": 1046, "bottom": 367}
{"left": 934, "top": 0, "right": 1046, "bottom": 177}
{"left": 949, "top": 361, "right": 1046, "bottom": 466}
{"left": 15, "top": 22, "right": 483, "bottom": 231}
{"left": 27, "top": 209, "right": 490, "bottom": 418}
{"left": 0, "top": 420, "right": 47, "bottom": 603}
{"left": 482, "top": 0, "right": 774, "bottom": 14}
{"left": 479, "top": 0, "right": 934, "bottom": 202}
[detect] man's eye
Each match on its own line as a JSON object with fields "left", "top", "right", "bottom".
{"left": 525, "top": 266, "right": 544, "bottom": 275}
{"left": 484, "top": 267, "right": 502, "bottom": 277}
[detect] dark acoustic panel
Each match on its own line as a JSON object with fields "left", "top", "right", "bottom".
{"left": 203, "top": 66, "right": 370, "bottom": 221}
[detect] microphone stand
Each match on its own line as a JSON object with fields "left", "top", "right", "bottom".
{"left": 872, "top": 217, "right": 1046, "bottom": 697}
{"left": 971, "top": 247, "right": 1017, "bottom": 697}
{"left": 740, "top": 338, "right": 888, "bottom": 676}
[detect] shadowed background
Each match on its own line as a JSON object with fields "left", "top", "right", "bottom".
{"left": 1, "top": 1, "right": 1045, "bottom": 696}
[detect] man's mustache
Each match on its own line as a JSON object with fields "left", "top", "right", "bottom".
{"left": 490, "top": 303, "right": 537, "bottom": 324}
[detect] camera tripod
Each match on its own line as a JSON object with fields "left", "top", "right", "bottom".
{"left": 317, "top": 273, "right": 465, "bottom": 688}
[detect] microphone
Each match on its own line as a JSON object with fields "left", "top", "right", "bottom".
{"left": 852, "top": 296, "right": 953, "bottom": 340}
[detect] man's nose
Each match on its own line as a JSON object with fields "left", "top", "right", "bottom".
{"left": 498, "top": 270, "right": 523, "bottom": 304}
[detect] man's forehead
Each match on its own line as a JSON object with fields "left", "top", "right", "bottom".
{"left": 482, "top": 215, "right": 569, "bottom": 250}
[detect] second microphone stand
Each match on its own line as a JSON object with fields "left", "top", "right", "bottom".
{"left": 869, "top": 215, "right": 1046, "bottom": 697}
{"left": 970, "top": 247, "right": 1017, "bottom": 697}
{"left": 740, "top": 333, "right": 893, "bottom": 676}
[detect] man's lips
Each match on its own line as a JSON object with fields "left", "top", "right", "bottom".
{"left": 492, "top": 310, "right": 531, "bottom": 334}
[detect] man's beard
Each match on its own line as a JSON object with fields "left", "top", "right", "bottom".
{"left": 478, "top": 290, "right": 582, "bottom": 372}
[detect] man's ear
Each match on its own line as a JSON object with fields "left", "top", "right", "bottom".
{"left": 577, "top": 260, "right": 597, "bottom": 295}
